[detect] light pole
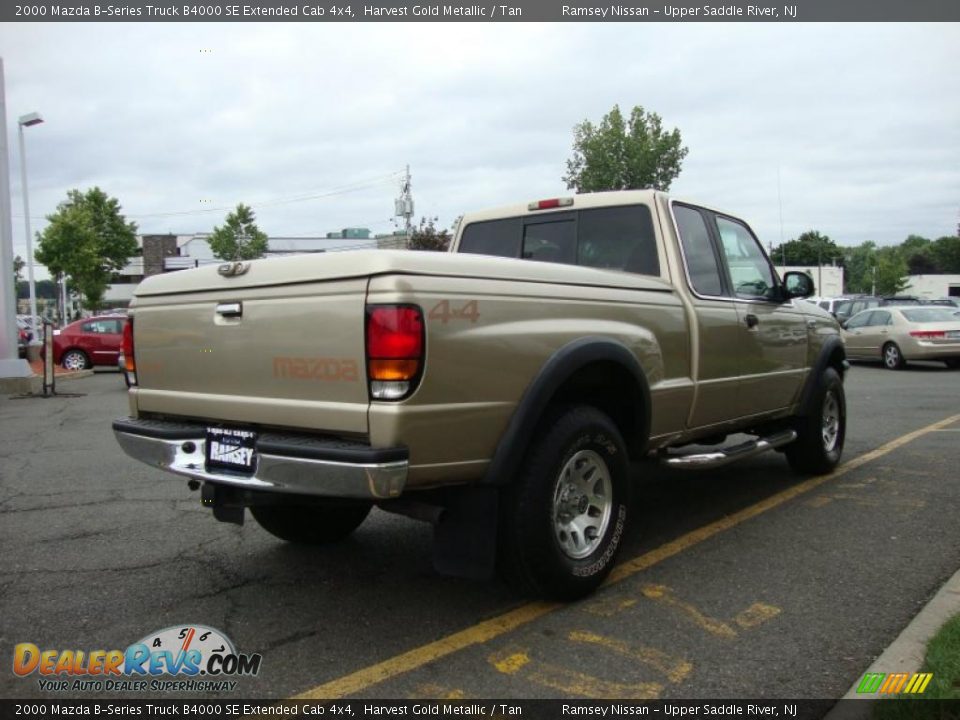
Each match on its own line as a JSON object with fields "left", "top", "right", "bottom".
{"left": 18, "top": 111, "right": 42, "bottom": 348}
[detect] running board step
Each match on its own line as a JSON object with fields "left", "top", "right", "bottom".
{"left": 663, "top": 430, "right": 797, "bottom": 470}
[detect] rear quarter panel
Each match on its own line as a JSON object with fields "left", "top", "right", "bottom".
{"left": 367, "top": 269, "right": 691, "bottom": 487}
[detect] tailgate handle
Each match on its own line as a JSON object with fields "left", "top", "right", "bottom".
{"left": 216, "top": 302, "right": 242, "bottom": 318}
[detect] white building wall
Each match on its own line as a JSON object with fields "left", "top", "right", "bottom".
{"left": 904, "top": 274, "right": 960, "bottom": 300}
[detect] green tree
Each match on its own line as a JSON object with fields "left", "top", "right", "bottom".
{"left": 842, "top": 241, "right": 877, "bottom": 294}
{"left": 563, "top": 104, "right": 689, "bottom": 193}
{"left": 874, "top": 246, "right": 909, "bottom": 295}
{"left": 208, "top": 204, "right": 268, "bottom": 261}
{"left": 899, "top": 234, "right": 938, "bottom": 274}
{"left": 408, "top": 217, "right": 451, "bottom": 252}
{"left": 770, "top": 230, "right": 843, "bottom": 267}
{"left": 12, "top": 254, "right": 24, "bottom": 296}
{"left": 931, "top": 235, "right": 960, "bottom": 273}
{"left": 17, "top": 278, "right": 58, "bottom": 300}
{"left": 35, "top": 188, "right": 139, "bottom": 312}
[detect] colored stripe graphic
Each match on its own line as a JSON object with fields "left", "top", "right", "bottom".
{"left": 907, "top": 673, "right": 934, "bottom": 694}
{"left": 857, "top": 673, "right": 885, "bottom": 694}
{"left": 880, "top": 672, "right": 909, "bottom": 694}
{"left": 859, "top": 672, "right": 934, "bottom": 695}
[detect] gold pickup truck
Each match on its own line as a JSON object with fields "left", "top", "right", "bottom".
{"left": 113, "top": 190, "right": 847, "bottom": 599}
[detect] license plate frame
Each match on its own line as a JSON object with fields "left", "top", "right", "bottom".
{"left": 205, "top": 427, "right": 258, "bottom": 474}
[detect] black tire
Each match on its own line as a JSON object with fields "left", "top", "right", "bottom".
{"left": 250, "top": 501, "right": 372, "bottom": 544}
{"left": 944, "top": 358, "right": 960, "bottom": 370}
{"left": 61, "top": 349, "right": 89, "bottom": 371}
{"left": 785, "top": 367, "right": 846, "bottom": 475}
{"left": 882, "top": 342, "right": 905, "bottom": 370}
{"left": 497, "top": 405, "right": 631, "bottom": 601}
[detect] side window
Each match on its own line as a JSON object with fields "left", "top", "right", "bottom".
{"left": 577, "top": 205, "right": 660, "bottom": 276}
{"left": 846, "top": 313, "right": 871, "bottom": 329}
{"left": 459, "top": 218, "right": 521, "bottom": 258}
{"left": 522, "top": 220, "right": 576, "bottom": 265}
{"left": 715, "top": 216, "right": 777, "bottom": 301}
{"left": 870, "top": 311, "right": 892, "bottom": 327}
{"left": 674, "top": 205, "right": 725, "bottom": 297}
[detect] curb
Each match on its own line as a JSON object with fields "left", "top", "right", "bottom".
{"left": 824, "top": 567, "right": 960, "bottom": 719}
{"left": 1, "top": 369, "right": 95, "bottom": 397}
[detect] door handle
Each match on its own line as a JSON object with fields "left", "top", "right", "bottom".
{"left": 745, "top": 314, "right": 759, "bottom": 329}
{"left": 216, "top": 302, "right": 242, "bottom": 317}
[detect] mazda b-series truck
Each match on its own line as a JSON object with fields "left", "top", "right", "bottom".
{"left": 113, "top": 190, "right": 847, "bottom": 599}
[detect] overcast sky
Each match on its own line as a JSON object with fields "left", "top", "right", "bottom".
{"left": 2, "top": 22, "right": 958, "bottom": 277}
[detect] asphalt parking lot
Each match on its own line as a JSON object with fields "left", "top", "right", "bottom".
{"left": 1, "top": 362, "right": 958, "bottom": 702}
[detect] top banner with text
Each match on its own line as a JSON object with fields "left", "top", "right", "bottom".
{"left": 3, "top": 0, "right": 959, "bottom": 22}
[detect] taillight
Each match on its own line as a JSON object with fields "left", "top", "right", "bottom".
{"left": 910, "top": 330, "right": 945, "bottom": 340}
{"left": 527, "top": 197, "right": 574, "bottom": 211}
{"left": 366, "top": 305, "right": 424, "bottom": 401}
{"left": 122, "top": 319, "right": 137, "bottom": 385}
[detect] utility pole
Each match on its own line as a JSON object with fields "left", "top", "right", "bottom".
{"left": 394, "top": 165, "right": 414, "bottom": 249}
{"left": 0, "top": 57, "right": 33, "bottom": 381}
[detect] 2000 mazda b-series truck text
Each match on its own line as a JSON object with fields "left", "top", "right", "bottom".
{"left": 114, "top": 190, "right": 847, "bottom": 599}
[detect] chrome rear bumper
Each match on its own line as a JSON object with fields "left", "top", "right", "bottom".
{"left": 112, "top": 417, "right": 407, "bottom": 499}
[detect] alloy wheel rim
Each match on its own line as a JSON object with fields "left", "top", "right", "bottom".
{"left": 821, "top": 390, "right": 840, "bottom": 452}
{"left": 63, "top": 353, "right": 85, "bottom": 371}
{"left": 552, "top": 449, "right": 613, "bottom": 560}
{"left": 885, "top": 345, "right": 899, "bottom": 368}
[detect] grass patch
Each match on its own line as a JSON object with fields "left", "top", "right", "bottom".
{"left": 873, "top": 612, "right": 960, "bottom": 719}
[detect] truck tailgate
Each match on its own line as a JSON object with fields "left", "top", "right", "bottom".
{"left": 130, "top": 277, "right": 370, "bottom": 435}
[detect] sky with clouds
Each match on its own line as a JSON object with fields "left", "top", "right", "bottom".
{"left": 1, "top": 21, "right": 958, "bottom": 277}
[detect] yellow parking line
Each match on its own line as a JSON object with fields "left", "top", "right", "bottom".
{"left": 293, "top": 413, "right": 960, "bottom": 700}
{"left": 640, "top": 584, "right": 737, "bottom": 639}
{"left": 488, "top": 647, "right": 663, "bottom": 699}
{"left": 567, "top": 630, "right": 693, "bottom": 683}
{"left": 733, "top": 602, "right": 782, "bottom": 629}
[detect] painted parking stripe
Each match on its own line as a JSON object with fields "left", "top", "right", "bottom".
{"left": 294, "top": 413, "right": 960, "bottom": 700}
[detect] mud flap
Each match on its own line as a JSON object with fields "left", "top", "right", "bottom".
{"left": 432, "top": 486, "right": 498, "bottom": 580}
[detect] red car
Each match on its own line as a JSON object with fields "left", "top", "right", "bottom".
{"left": 53, "top": 315, "right": 128, "bottom": 371}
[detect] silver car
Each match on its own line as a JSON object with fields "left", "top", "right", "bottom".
{"left": 842, "top": 306, "right": 960, "bottom": 369}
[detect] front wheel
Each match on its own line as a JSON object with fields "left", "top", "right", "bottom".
{"left": 498, "top": 405, "right": 631, "bottom": 600}
{"left": 250, "top": 501, "right": 372, "bottom": 544}
{"left": 785, "top": 367, "right": 846, "bottom": 474}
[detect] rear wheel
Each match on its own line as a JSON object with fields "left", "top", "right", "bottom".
{"left": 945, "top": 358, "right": 960, "bottom": 370}
{"left": 61, "top": 349, "right": 89, "bottom": 371}
{"left": 882, "top": 342, "right": 905, "bottom": 370}
{"left": 250, "top": 501, "right": 372, "bottom": 544}
{"left": 498, "top": 405, "right": 630, "bottom": 600}
{"left": 786, "top": 367, "right": 846, "bottom": 474}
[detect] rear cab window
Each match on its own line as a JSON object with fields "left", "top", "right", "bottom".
{"left": 458, "top": 204, "right": 660, "bottom": 277}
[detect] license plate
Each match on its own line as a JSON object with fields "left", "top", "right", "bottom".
{"left": 948, "top": 331, "right": 960, "bottom": 339}
{"left": 205, "top": 427, "right": 257, "bottom": 473}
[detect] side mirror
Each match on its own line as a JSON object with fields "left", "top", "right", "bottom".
{"left": 782, "top": 271, "right": 814, "bottom": 299}
{"left": 839, "top": 321, "right": 848, "bottom": 330}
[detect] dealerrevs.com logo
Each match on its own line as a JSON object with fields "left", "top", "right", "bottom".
{"left": 13, "top": 625, "right": 262, "bottom": 693}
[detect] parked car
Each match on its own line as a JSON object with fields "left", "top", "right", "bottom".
{"left": 880, "top": 295, "right": 923, "bottom": 307}
{"left": 813, "top": 297, "right": 851, "bottom": 317}
{"left": 841, "top": 306, "right": 960, "bottom": 369}
{"left": 929, "top": 297, "right": 960, "bottom": 309}
{"left": 52, "top": 315, "right": 128, "bottom": 370}
{"left": 835, "top": 296, "right": 881, "bottom": 324}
